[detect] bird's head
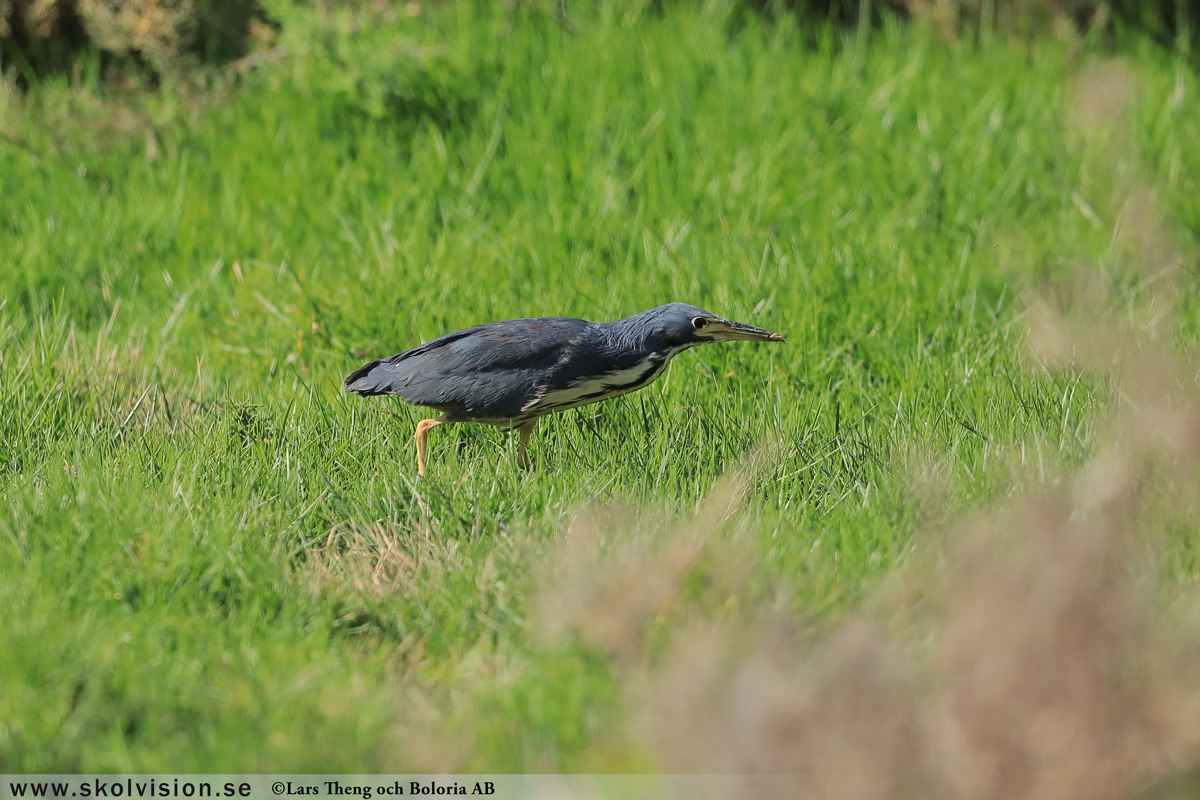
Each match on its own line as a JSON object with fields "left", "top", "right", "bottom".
{"left": 649, "top": 302, "right": 786, "bottom": 348}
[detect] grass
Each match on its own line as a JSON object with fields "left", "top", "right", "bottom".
{"left": 2, "top": 0, "right": 1199, "bottom": 774}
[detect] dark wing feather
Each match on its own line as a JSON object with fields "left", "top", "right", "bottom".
{"left": 344, "top": 318, "right": 591, "bottom": 419}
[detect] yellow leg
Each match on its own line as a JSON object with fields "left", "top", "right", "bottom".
{"left": 414, "top": 417, "right": 446, "bottom": 477}
{"left": 517, "top": 420, "right": 537, "bottom": 471}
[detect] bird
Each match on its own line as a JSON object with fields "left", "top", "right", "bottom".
{"left": 344, "top": 302, "right": 785, "bottom": 475}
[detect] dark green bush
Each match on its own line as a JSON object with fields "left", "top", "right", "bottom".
{"left": 0, "top": 0, "right": 268, "bottom": 83}
{"left": 2, "top": 0, "right": 1197, "bottom": 90}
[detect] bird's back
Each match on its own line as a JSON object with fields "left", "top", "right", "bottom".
{"left": 345, "top": 317, "right": 594, "bottom": 421}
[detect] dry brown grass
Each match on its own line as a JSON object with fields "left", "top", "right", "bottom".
{"left": 304, "top": 518, "right": 450, "bottom": 602}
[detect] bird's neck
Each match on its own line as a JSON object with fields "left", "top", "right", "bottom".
{"left": 592, "top": 322, "right": 691, "bottom": 368}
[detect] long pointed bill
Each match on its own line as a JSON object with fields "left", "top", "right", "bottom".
{"left": 708, "top": 319, "right": 786, "bottom": 343}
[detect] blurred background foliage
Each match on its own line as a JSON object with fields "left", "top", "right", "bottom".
{"left": 1, "top": 0, "right": 1198, "bottom": 90}
{"left": 0, "top": 0, "right": 267, "bottom": 82}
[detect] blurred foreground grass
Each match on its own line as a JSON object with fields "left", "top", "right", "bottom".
{"left": 2, "top": 1, "right": 1200, "bottom": 778}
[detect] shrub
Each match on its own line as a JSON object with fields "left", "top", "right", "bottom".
{"left": 0, "top": 0, "right": 266, "bottom": 82}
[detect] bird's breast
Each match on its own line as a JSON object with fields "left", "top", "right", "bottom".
{"left": 524, "top": 351, "right": 674, "bottom": 415}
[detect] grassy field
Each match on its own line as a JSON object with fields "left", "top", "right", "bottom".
{"left": 3, "top": 0, "right": 1200, "bottom": 777}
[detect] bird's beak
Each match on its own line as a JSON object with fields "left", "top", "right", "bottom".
{"left": 706, "top": 319, "right": 787, "bottom": 343}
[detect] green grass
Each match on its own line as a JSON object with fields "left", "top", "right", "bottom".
{"left": 2, "top": 1, "right": 1199, "bottom": 772}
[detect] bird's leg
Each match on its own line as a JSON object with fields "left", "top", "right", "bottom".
{"left": 517, "top": 420, "right": 538, "bottom": 471}
{"left": 414, "top": 417, "right": 446, "bottom": 477}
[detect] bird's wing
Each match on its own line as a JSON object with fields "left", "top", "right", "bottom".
{"left": 344, "top": 318, "right": 591, "bottom": 419}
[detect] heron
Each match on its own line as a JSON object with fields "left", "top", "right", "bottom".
{"left": 344, "top": 302, "right": 785, "bottom": 475}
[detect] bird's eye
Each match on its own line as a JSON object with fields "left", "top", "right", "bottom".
{"left": 691, "top": 317, "right": 708, "bottom": 330}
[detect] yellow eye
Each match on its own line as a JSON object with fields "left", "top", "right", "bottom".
{"left": 691, "top": 317, "right": 708, "bottom": 330}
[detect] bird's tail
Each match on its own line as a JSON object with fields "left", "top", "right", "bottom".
{"left": 344, "top": 359, "right": 393, "bottom": 396}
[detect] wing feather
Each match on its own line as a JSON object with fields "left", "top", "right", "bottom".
{"left": 344, "top": 318, "right": 591, "bottom": 419}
